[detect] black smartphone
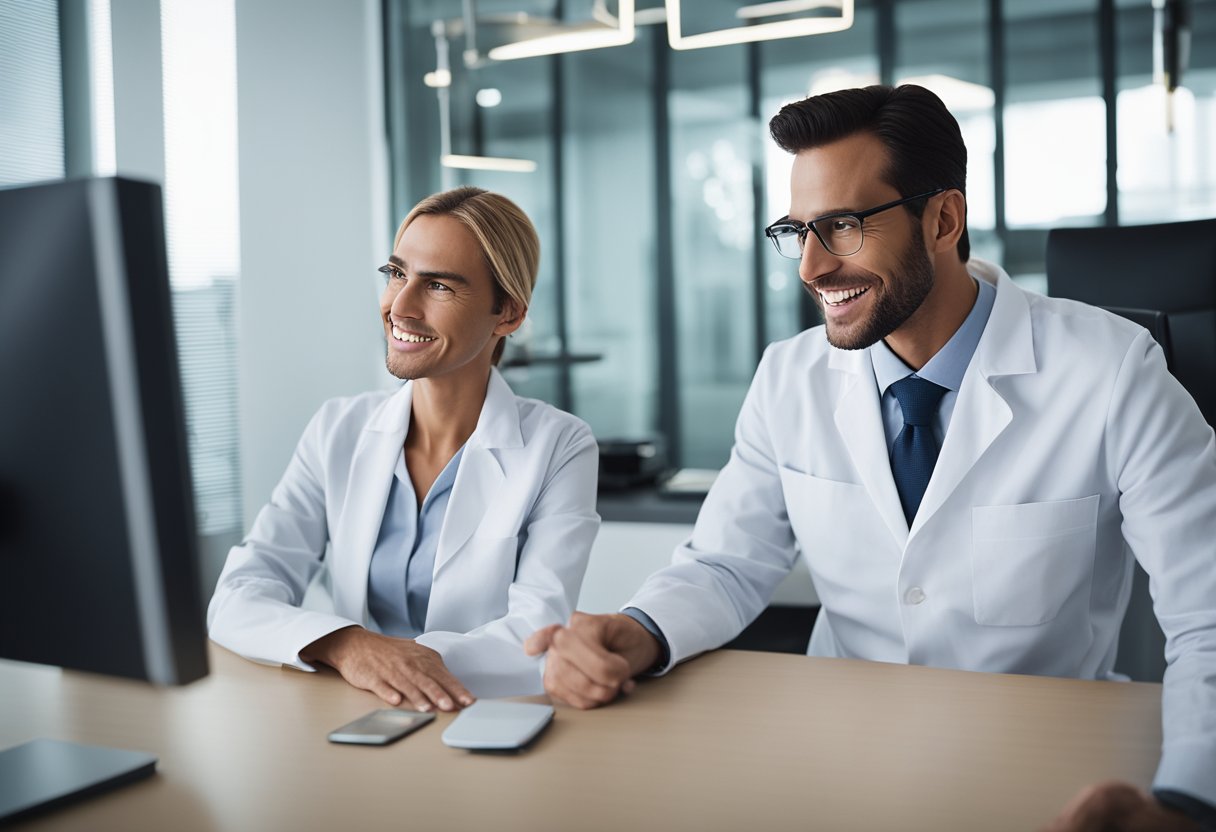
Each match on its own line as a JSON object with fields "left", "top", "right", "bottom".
{"left": 327, "top": 708, "right": 436, "bottom": 746}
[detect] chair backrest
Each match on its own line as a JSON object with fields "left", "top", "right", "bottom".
{"left": 1101, "top": 307, "right": 1173, "bottom": 371}
{"left": 1045, "top": 219, "right": 1216, "bottom": 682}
{"left": 1045, "top": 219, "right": 1216, "bottom": 426}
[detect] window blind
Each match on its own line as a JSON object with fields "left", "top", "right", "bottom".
{"left": 0, "top": 0, "right": 64, "bottom": 185}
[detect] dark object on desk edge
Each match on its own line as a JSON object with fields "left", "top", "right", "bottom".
{"left": 0, "top": 739, "right": 157, "bottom": 823}
{"left": 598, "top": 436, "right": 669, "bottom": 490}
{"left": 595, "top": 487, "right": 703, "bottom": 525}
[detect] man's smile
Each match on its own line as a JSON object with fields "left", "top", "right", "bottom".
{"left": 819, "top": 286, "right": 871, "bottom": 307}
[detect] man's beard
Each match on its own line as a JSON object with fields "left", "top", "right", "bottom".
{"left": 810, "top": 235, "right": 936, "bottom": 351}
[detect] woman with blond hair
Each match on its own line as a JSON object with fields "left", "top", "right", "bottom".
{"left": 208, "top": 187, "right": 599, "bottom": 708}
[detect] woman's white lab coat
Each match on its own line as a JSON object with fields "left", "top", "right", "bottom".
{"left": 207, "top": 369, "right": 600, "bottom": 697}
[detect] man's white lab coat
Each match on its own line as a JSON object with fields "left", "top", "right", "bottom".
{"left": 630, "top": 260, "right": 1216, "bottom": 804}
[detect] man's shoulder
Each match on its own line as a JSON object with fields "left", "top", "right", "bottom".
{"left": 1020, "top": 287, "right": 1147, "bottom": 355}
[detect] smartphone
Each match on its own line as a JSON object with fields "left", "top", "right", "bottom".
{"left": 441, "top": 701, "right": 554, "bottom": 750}
{"left": 327, "top": 708, "right": 435, "bottom": 746}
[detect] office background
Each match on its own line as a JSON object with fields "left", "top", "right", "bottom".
{"left": 2, "top": 0, "right": 1213, "bottom": 598}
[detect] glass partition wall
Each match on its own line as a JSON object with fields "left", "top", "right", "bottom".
{"left": 386, "top": 0, "right": 1216, "bottom": 468}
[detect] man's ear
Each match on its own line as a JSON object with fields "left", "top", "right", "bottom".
{"left": 929, "top": 189, "right": 966, "bottom": 255}
{"left": 494, "top": 301, "right": 526, "bottom": 337}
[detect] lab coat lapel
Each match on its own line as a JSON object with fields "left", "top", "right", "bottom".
{"left": 830, "top": 347, "right": 910, "bottom": 547}
{"left": 433, "top": 369, "right": 520, "bottom": 576}
{"left": 909, "top": 268, "right": 1037, "bottom": 539}
{"left": 332, "top": 382, "right": 414, "bottom": 622}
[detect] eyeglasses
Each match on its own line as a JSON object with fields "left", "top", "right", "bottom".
{"left": 763, "top": 188, "right": 946, "bottom": 259}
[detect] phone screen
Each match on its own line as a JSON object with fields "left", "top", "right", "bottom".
{"left": 328, "top": 709, "right": 435, "bottom": 745}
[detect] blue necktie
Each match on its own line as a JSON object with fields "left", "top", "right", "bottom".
{"left": 889, "top": 376, "right": 948, "bottom": 525}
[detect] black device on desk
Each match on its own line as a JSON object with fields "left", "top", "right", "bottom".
{"left": 0, "top": 177, "right": 209, "bottom": 822}
{"left": 597, "top": 436, "right": 669, "bottom": 490}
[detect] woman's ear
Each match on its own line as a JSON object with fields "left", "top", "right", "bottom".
{"left": 494, "top": 301, "right": 526, "bottom": 337}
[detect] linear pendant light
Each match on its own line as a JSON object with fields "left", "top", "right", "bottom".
{"left": 665, "top": 0, "right": 853, "bottom": 50}
{"left": 457, "top": 0, "right": 635, "bottom": 64}
{"left": 441, "top": 154, "right": 538, "bottom": 172}
{"left": 431, "top": 20, "right": 536, "bottom": 176}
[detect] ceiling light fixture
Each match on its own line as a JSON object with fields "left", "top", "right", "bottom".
{"left": 896, "top": 74, "right": 995, "bottom": 112}
{"left": 458, "top": 0, "right": 635, "bottom": 64}
{"left": 423, "top": 68, "right": 451, "bottom": 88}
{"left": 633, "top": 6, "right": 667, "bottom": 26}
{"left": 431, "top": 20, "right": 536, "bottom": 178}
{"left": 441, "top": 154, "right": 537, "bottom": 173}
{"left": 736, "top": 0, "right": 843, "bottom": 20}
{"left": 665, "top": 0, "right": 852, "bottom": 50}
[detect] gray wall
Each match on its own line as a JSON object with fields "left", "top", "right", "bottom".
{"left": 235, "top": 0, "right": 392, "bottom": 525}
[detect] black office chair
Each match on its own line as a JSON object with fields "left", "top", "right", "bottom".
{"left": 1100, "top": 307, "right": 1174, "bottom": 371}
{"left": 1046, "top": 218, "right": 1216, "bottom": 683}
{"left": 1046, "top": 219, "right": 1216, "bottom": 423}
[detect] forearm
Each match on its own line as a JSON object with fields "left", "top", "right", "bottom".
{"left": 299, "top": 624, "right": 365, "bottom": 667}
{"left": 207, "top": 579, "right": 358, "bottom": 670}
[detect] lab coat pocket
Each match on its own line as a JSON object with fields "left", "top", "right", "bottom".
{"left": 777, "top": 466, "right": 892, "bottom": 598}
{"left": 971, "top": 495, "right": 1099, "bottom": 627}
{"left": 778, "top": 467, "right": 866, "bottom": 543}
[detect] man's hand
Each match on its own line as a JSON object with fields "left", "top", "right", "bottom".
{"left": 1041, "top": 781, "right": 1201, "bottom": 832}
{"left": 524, "top": 612, "right": 662, "bottom": 709}
{"left": 300, "top": 626, "right": 474, "bottom": 712}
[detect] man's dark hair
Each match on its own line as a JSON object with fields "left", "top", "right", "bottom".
{"left": 769, "top": 84, "right": 970, "bottom": 262}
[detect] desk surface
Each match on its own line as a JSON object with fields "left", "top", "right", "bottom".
{"left": 0, "top": 645, "right": 1161, "bottom": 832}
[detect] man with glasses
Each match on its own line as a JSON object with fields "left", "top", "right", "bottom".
{"left": 527, "top": 84, "right": 1216, "bottom": 830}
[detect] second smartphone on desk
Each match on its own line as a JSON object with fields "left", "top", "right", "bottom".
{"left": 328, "top": 709, "right": 435, "bottom": 746}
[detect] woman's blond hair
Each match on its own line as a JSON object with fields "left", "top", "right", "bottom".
{"left": 394, "top": 187, "right": 539, "bottom": 365}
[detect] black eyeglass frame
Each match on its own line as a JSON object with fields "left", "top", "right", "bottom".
{"left": 763, "top": 187, "right": 948, "bottom": 259}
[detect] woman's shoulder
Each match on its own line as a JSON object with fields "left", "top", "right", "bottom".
{"left": 299, "top": 388, "right": 401, "bottom": 448}
{"left": 512, "top": 394, "right": 594, "bottom": 445}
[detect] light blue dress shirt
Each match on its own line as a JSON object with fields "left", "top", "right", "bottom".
{"left": 870, "top": 276, "right": 995, "bottom": 450}
{"left": 626, "top": 275, "right": 997, "bottom": 667}
{"left": 366, "top": 446, "right": 465, "bottom": 638}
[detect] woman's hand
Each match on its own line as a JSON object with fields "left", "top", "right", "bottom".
{"left": 301, "top": 626, "right": 475, "bottom": 712}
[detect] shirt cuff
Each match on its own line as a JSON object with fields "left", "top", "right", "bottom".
{"left": 1155, "top": 790, "right": 1216, "bottom": 831}
{"left": 620, "top": 607, "right": 671, "bottom": 675}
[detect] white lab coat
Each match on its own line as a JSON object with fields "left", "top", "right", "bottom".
{"left": 629, "top": 260, "right": 1216, "bottom": 804}
{"left": 207, "top": 369, "right": 600, "bottom": 697}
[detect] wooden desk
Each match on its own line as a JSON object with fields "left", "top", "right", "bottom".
{"left": 0, "top": 645, "right": 1162, "bottom": 831}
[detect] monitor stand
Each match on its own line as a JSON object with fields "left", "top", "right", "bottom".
{"left": 0, "top": 738, "right": 157, "bottom": 822}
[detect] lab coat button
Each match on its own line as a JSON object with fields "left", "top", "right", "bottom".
{"left": 904, "top": 586, "right": 926, "bottom": 605}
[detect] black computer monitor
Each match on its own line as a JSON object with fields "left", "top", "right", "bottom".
{"left": 0, "top": 176, "right": 209, "bottom": 820}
